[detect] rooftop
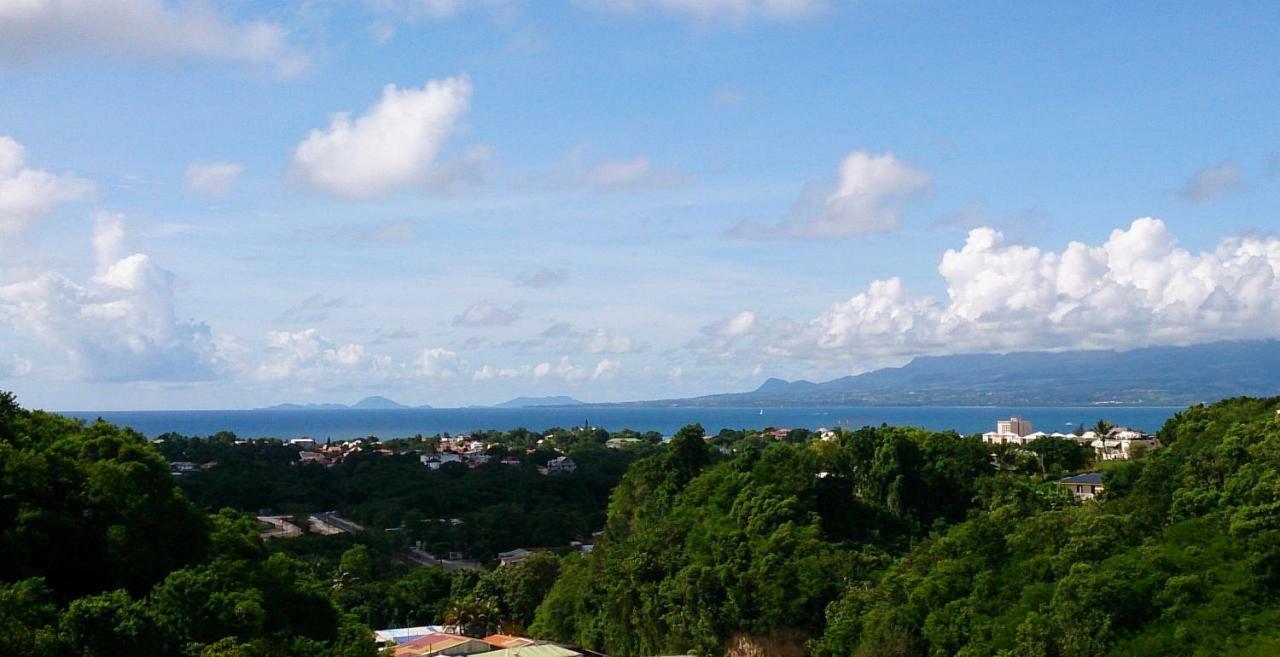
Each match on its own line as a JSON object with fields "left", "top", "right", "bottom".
{"left": 1058, "top": 472, "right": 1104, "bottom": 485}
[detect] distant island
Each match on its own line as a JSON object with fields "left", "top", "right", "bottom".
{"left": 257, "top": 341, "right": 1280, "bottom": 410}
{"left": 262, "top": 395, "right": 429, "bottom": 411}
{"left": 610, "top": 340, "right": 1280, "bottom": 407}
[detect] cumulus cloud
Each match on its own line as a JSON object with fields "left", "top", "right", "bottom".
{"left": 0, "top": 136, "right": 93, "bottom": 236}
{"left": 576, "top": 0, "right": 825, "bottom": 22}
{"left": 290, "top": 77, "right": 473, "bottom": 198}
{"left": 472, "top": 363, "right": 526, "bottom": 381}
{"left": 1179, "top": 161, "right": 1243, "bottom": 203}
{"left": 593, "top": 358, "right": 620, "bottom": 380}
{"left": 454, "top": 303, "right": 521, "bottom": 327}
{"left": 515, "top": 267, "right": 569, "bottom": 288}
{"left": 257, "top": 329, "right": 390, "bottom": 381}
{"left": 0, "top": 0, "right": 308, "bottom": 76}
{"left": 0, "top": 212, "right": 228, "bottom": 381}
{"left": 703, "top": 217, "right": 1280, "bottom": 367}
{"left": 184, "top": 161, "right": 243, "bottom": 198}
{"left": 416, "top": 347, "right": 463, "bottom": 379}
{"left": 732, "top": 150, "right": 931, "bottom": 240}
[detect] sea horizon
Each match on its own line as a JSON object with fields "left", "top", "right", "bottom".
{"left": 57, "top": 405, "right": 1185, "bottom": 441}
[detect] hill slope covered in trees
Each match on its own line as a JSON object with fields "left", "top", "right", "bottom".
{"left": 532, "top": 398, "right": 1280, "bottom": 656}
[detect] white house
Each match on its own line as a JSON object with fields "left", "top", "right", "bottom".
{"left": 1091, "top": 427, "right": 1161, "bottom": 460}
{"left": 421, "top": 452, "right": 463, "bottom": 470}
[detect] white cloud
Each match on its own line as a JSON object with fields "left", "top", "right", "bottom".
{"left": 732, "top": 150, "right": 931, "bottom": 240}
{"left": 705, "top": 217, "right": 1280, "bottom": 367}
{"left": 454, "top": 303, "right": 521, "bottom": 327}
{"left": 593, "top": 358, "right": 620, "bottom": 379}
{"left": 257, "top": 329, "right": 391, "bottom": 381}
{"left": 0, "top": 136, "right": 92, "bottom": 236}
{"left": 416, "top": 347, "right": 463, "bottom": 379}
{"left": 0, "top": 0, "right": 307, "bottom": 76}
{"left": 472, "top": 363, "right": 526, "bottom": 381}
{"left": 576, "top": 0, "right": 825, "bottom": 23}
{"left": 184, "top": 161, "right": 244, "bottom": 198}
{"left": 290, "top": 77, "right": 473, "bottom": 198}
{"left": 581, "top": 327, "right": 638, "bottom": 354}
{"left": 0, "top": 213, "right": 228, "bottom": 381}
{"left": 1179, "top": 161, "right": 1243, "bottom": 203}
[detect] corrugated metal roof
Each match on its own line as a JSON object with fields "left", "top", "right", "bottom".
{"left": 1058, "top": 472, "right": 1104, "bottom": 485}
{"left": 470, "top": 645, "right": 582, "bottom": 657}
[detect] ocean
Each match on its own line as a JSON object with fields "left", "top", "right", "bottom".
{"left": 57, "top": 405, "right": 1185, "bottom": 441}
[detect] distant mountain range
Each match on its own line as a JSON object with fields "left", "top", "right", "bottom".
{"left": 258, "top": 341, "right": 1280, "bottom": 410}
{"left": 613, "top": 340, "right": 1280, "bottom": 407}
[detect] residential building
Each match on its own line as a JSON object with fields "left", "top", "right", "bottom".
{"left": 498, "top": 548, "right": 534, "bottom": 566}
{"left": 392, "top": 632, "right": 492, "bottom": 657}
{"left": 422, "top": 452, "right": 462, "bottom": 470}
{"left": 256, "top": 515, "right": 303, "bottom": 540}
{"left": 375, "top": 626, "right": 446, "bottom": 646}
{"left": 470, "top": 646, "right": 589, "bottom": 657}
{"left": 546, "top": 456, "right": 577, "bottom": 474}
{"left": 482, "top": 635, "right": 537, "bottom": 649}
{"left": 169, "top": 461, "right": 200, "bottom": 476}
{"left": 1091, "top": 427, "right": 1161, "bottom": 461}
{"left": 1056, "top": 472, "right": 1105, "bottom": 501}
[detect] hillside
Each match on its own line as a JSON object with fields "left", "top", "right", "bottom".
{"left": 625, "top": 340, "right": 1280, "bottom": 406}
{"left": 532, "top": 397, "right": 1280, "bottom": 656}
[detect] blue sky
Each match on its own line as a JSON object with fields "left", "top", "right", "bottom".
{"left": 2, "top": 0, "right": 1279, "bottom": 410}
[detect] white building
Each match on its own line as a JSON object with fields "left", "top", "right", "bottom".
{"left": 1091, "top": 427, "right": 1161, "bottom": 460}
{"left": 421, "top": 452, "right": 462, "bottom": 470}
{"left": 982, "top": 417, "right": 1035, "bottom": 445}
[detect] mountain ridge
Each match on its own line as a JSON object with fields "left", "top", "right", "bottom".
{"left": 605, "top": 340, "right": 1280, "bottom": 407}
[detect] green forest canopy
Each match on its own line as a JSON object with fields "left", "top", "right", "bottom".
{"left": 5, "top": 391, "right": 1280, "bottom": 657}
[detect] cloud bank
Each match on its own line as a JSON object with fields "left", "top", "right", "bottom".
{"left": 0, "top": 0, "right": 308, "bottom": 76}
{"left": 0, "top": 213, "right": 229, "bottom": 381}
{"left": 706, "top": 217, "right": 1280, "bottom": 367}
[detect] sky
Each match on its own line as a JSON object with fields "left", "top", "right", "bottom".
{"left": 2, "top": 0, "right": 1280, "bottom": 410}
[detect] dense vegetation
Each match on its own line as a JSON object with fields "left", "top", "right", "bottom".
{"left": 531, "top": 399, "right": 1280, "bottom": 657}
{"left": 7, "top": 391, "right": 1280, "bottom": 656}
{"left": 0, "top": 392, "right": 373, "bottom": 657}
{"left": 155, "top": 429, "right": 648, "bottom": 558}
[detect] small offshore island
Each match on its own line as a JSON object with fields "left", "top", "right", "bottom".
{"left": 6, "top": 389, "right": 1280, "bottom": 656}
